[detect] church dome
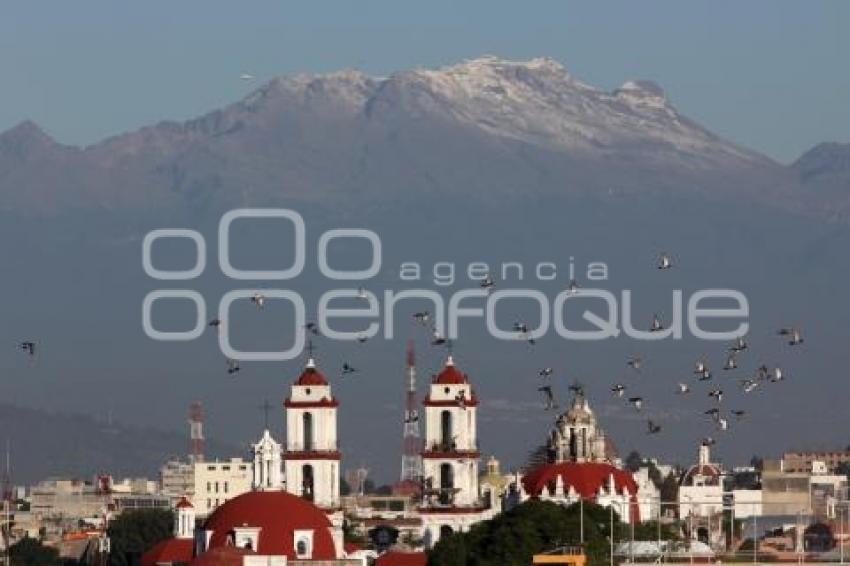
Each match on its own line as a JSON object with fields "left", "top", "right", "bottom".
{"left": 203, "top": 491, "right": 337, "bottom": 559}
{"left": 680, "top": 463, "right": 723, "bottom": 487}
{"left": 294, "top": 359, "right": 329, "bottom": 386}
{"left": 522, "top": 461, "right": 638, "bottom": 500}
{"left": 433, "top": 356, "right": 469, "bottom": 385}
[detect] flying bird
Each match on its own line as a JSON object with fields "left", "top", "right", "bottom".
{"left": 647, "top": 420, "right": 662, "bottom": 434}
{"left": 676, "top": 383, "right": 690, "bottom": 394}
{"left": 697, "top": 369, "right": 713, "bottom": 381}
{"left": 723, "top": 354, "right": 737, "bottom": 371}
{"left": 717, "top": 418, "right": 729, "bottom": 431}
{"left": 357, "top": 287, "right": 368, "bottom": 300}
{"left": 649, "top": 314, "right": 664, "bottom": 332}
{"left": 778, "top": 327, "right": 804, "bottom": 346}
{"left": 538, "top": 367, "right": 554, "bottom": 378}
{"left": 694, "top": 360, "right": 708, "bottom": 374}
{"left": 702, "top": 437, "right": 716, "bottom": 447}
{"left": 567, "top": 279, "right": 581, "bottom": 295}
{"left": 250, "top": 293, "right": 265, "bottom": 310}
{"left": 413, "top": 311, "right": 431, "bottom": 325}
{"left": 19, "top": 341, "right": 36, "bottom": 357}
{"left": 756, "top": 364, "right": 770, "bottom": 381}
{"left": 431, "top": 330, "right": 447, "bottom": 346}
{"left": 480, "top": 275, "right": 495, "bottom": 290}
{"left": 731, "top": 410, "right": 746, "bottom": 419}
{"left": 729, "top": 336, "right": 748, "bottom": 353}
{"left": 513, "top": 321, "right": 529, "bottom": 334}
{"left": 770, "top": 367, "right": 785, "bottom": 382}
{"left": 454, "top": 391, "right": 468, "bottom": 410}
{"left": 611, "top": 384, "right": 626, "bottom": 397}
{"left": 304, "top": 322, "right": 320, "bottom": 336}
{"left": 657, "top": 252, "right": 673, "bottom": 270}
{"left": 226, "top": 359, "right": 240, "bottom": 375}
{"left": 740, "top": 379, "right": 759, "bottom": 393}
{"left": 628, "top": 397, "right": 643, "bottom": 411}
{"left": 538, "top": 386, "right": 557, "bottom": 410}
{"left": 704, "top": 408, "right": 720, "bottom": 418}
{"left": 356, "top": 334, "right": 368, "bottom": 344}
{"left": 342, "top": 363, "right": 359, "bottom": 376}
{"left": 709, "top": 389, "right": 724, "bottom": 403}
{"left": 627, "top": 356, "right": 644, "bottom": 372}
{"left": 208, "top": 318, "right": 222, "bottom": 328}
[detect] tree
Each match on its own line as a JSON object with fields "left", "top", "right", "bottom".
{"left": 9, "top": 537, "right": 59, "bottom": 566}
{"left": 524, "top": 444, "right": 551, "bottom": 472}
{"left": 428, "top": 500, "right": 621, "bottom": 566}
{"left": 107, "top": 508, "right": 174, "bottom": 566}
{"left": 837, "top": 461, "right": 850, "bottom": 481}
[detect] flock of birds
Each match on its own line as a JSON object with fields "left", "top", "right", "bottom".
{"left": 526, "top": 251, "right": 805, "bottom": 450}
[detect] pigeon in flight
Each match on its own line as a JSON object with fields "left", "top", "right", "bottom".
{"left": 538, "top": 386, "right": 557, "bottom": 410}
{"left": 538, "top": 367, "right": 554, "bottom": 378}
{"left": 357, "top": 287, "right": 368, "bottom": 300}
{"left": 647, "top": 420, "right": 662, "bottom": 434}
{"left": 304, "top": 322, "right": 320, "bottom": 336}
{"left": 413, "top": 311, "right": 431, "bottom": 325}
{"left": 770, "top": 367, "right": 785, "bottom": 382}
{"left": 480, "top": 275, "right": 495, "bottom": 290}
{"left": 676, "top": 383, "right": 690, "bottom": 394}
{"left": 431, "top": 330, "right": 447, "bottom": 346}
{"left": 731, "top": 410, "right": 746, "bottom": 419}
{"left": 250, "top": 293, "right": 265, "bottom": 310}
{"left": 697, "top": 369, "right": 713, "bottom": 382}
{"left": 702, "top": 437, "right": 716, "bottom": 447}
{"left": 454, "top": 391, "right": 468, "bottom": 410}
{"left": 649, "top": 314, "right": 664, "bottom": 332}
{"left": 740, "top": 379, "right": 759, "bottom": 393}
{"left": 513, "top": 321, "right": 529, "bottom": 334}
{"left": 709, "top": 389, "right": 724, "bottom": 403}
{"left": 694, "top": 359, "right": 708, "bottom": 374}
{"left": 723, "top": 354, "right": 737, "bottom": 371}
{"left": 19, "top": 341, "right": 36, "bottom": 357}
{"left": 628, "top": 397, "right": 643, "bottom": 411}
{"left": 729, "top": 338, "right": 746, "bottom": 352}
{"left": 567, "top": 279, "right": 581, "bottom": 295}
{"left": 226, "top": 359, "right": 240, "bottom": 375}
{"left": 611, "top": 384, "right": 626, "bottom": 397}
{"left": 756, "top": 364, "right": 770, "bottom": 381}
{"left": 356, "top": 334, "right": 368, "bottom": 344}
{"left": 627, "top": 356, "right": 644, "bottom": 372}
{"left": 208, "top": 319, "right": 222, "bottom": 328}
{"left": 704, "top": 408, "right": 720, "bottom": 419}
{"left": 342, "top": 363, "right": 359, "bottom": 376}
{"left": 717, "top": 418, "right": 729, "bottom": 431}
{"left": 657, "top": 252, "right": 673, "bottom": 270}
{"left": 778, "top": 327, "right": 804, "bottom": 346}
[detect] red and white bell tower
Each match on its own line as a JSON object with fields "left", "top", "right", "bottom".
{"left": 283, "top": 355, "right": 341, "bottom": 511}
{"left": 419, "top": 355, "right": 493, "bottom": 547}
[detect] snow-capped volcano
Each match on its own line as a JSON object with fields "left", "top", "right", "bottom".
{"left": 0, "top": 56, "right": 840, "bottom": 214}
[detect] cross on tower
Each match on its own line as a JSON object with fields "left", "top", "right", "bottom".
{"left": 259, "top": 400, "right": 273, "bottom": 430}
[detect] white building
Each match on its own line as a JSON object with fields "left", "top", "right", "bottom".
{"left": 419, "top": 356, "right": 495, "bottom": 547}
{"left": 192, "top": 458, "right": 253, "bottom": 517}
{"left": 678, "top": 443, "right": 725, "bottom": 518}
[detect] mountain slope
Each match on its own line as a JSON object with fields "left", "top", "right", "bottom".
{"left": 0, "top": 56, "right": 832, "bottom": 216}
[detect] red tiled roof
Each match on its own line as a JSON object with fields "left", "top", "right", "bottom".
{"left": 141, "top": 538, "right": 194, "bottom": 566}
{"left": 175, "top": 497, "right": 194, "bottom": 509}
{"left": 191, "top": 546, "right": 254, "bottom": 566}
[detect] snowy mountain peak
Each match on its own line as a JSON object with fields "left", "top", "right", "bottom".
{"left": 614, "top": 80, "right": 667, "bottom": 108}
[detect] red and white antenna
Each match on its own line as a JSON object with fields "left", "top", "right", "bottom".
{"left": 189, "top": 402, "right": 205, "bottom": 464}
{"left": 400, "top": 340, "right": 423, "bottom": 484}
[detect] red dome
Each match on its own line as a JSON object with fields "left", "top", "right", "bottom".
{"left": 522, "top": 462, "right": 640, "bottom": 520}
{"left": 433, "top": 360, "right": 468, "bottom": 385}
{"left": 175, "top": 496, "right": 194, "bottom": 509}
{"left": 191, "top": 546, "right": 254, "bottom": 566}
{"left": 202, "top": 491, "right": 337, "bottom": 560}
{"left": 376, "top": 551, "right": 428, "bottom": 566}
{"left": 295, "top": 366, "right": 328, "bottom": 386}
{"left": 142, "top": 538, "right": 194, "bottom": 566}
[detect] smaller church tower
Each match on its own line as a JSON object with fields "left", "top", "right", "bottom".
{"left": 174, "top": 497, "right": 195, "bottom": 539}
{"left": 283, "top": 355, "right": 341, "bottom": 510}
{"left": 252, "top": 429, "right": 283, "bottom": 491}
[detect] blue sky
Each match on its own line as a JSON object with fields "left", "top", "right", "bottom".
{"left": 0, "top": 0, "right": 847, "bottom": 163}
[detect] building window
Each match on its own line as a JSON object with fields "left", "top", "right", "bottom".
{"left": 296, "top": 539, "right": 308, "bottom": 557}
{"left": 224, "top": 482, "right": 229, "bottom": 493}
{"left": 441, "top": 410, "right": 453, "bottom": 450}
{"left": 207, "top": 482, "right": 211, "bottom": 492}
{"left": 439, "top": 463, "right": 454, "bottom": 505}
{"left": 303, "top": 412, "right": 314, "bottom": 451}
{"left": 302, "top": 464, "right": 314, "bottom": 502}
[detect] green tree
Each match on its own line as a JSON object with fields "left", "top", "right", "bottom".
{"left": 107, "top": 508, "right": 174, "bottom": 566}
{"left": 9, "top": 537, "right": 59, "bottom": 566}
{"left": 624, "top": 451, "right": 643, "bottom": 473}
{"left": 428, "top": 500, "right": 622, "bottom": 566}
{"left": 659, "top": 472, "right": 680, "bottom": 516}
{"left": 837, "top": 461, "right": 850, "bottom": 481}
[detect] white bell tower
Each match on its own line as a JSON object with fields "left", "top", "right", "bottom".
{"left": 252, "top": 429, "right": 283, "bottom": 491}
{"left": 283, "top": 356, "right": 340, "bottom": 510}
{"left": 174, "top": 497, "right": 195, "bottom": 539}
{"left": 419, "top": 356, "right": 491, "bottom": 547}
